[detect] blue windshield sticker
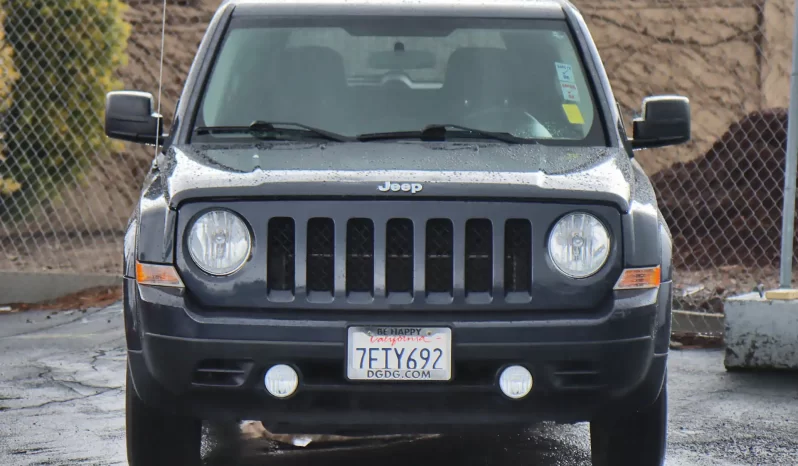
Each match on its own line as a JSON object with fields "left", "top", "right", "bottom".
{"left": 555, "top": 62, "right": 575, "bottom": 83}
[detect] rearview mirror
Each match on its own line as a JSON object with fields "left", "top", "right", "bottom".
{"left": 630, "top": 95, "right": 690, "bottom": 149}
{"left": 105, "top": 91, "right": 166, "bottom": 145}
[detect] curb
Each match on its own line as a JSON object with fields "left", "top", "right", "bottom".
{"left": 0, "top": 271, "right": 122, "bottom": 305}
{"left": 672, "top": 309, "right": 724, "bottom": 336}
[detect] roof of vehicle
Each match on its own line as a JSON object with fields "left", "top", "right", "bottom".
{"left": 226, "top": 0, "right": 572, "bottom": 19}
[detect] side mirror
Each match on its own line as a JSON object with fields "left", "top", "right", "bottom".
{"left": 630, "top": 95, "right": 690, "bottom": 150}
{"left": 105, "top": 91, "right": 166, "bottom": 145}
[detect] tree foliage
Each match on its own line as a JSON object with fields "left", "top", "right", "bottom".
{"left": 0, "top": 6, "right": 19, "bottom": 196}
{"left": 0, "top": 7, "right": 16, "bottom": 113}
{"left": 0, "top": 0, "right": 130, "bottom": 213}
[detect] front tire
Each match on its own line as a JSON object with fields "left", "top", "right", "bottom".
{"left": 590, "top": 379, "right": 667, "bottom": 466}
{"left": 126, "top": 366, "right": 202, "bottom": 466}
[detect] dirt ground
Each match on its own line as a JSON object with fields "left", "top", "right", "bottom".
{"left": 1, "top": 286, "right": 123, "bottom": 313}
{"left": 653, "top": 109, "right": 790, "bottom": 269}
{"left": 0, "top": 231, "right": 122, "bottom": 275}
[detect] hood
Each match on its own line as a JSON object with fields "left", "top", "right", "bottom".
{"left": 155, "top": 141, "right": 635, "bottom": 212}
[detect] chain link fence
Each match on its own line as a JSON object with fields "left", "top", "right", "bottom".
{"left": 580, "top": 0, "right": 796, "bottom": 341}
{"left": 1, "top": 0, "right": 795, "bottom": 340}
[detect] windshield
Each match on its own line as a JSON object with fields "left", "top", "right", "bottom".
{"left": 194, "top": 15, "right": 606, "bottom": 145}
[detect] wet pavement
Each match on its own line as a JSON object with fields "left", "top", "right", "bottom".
{"left": 1, "top": 303, "right": 797, "bottom": 466}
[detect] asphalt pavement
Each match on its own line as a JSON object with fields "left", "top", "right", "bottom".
{"left": 1, "top": 303, "right": 797, "bottom": 466}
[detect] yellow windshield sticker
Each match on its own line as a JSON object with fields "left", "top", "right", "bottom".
{"left": 562, "top": 104, "right": 585, "bottom": 125}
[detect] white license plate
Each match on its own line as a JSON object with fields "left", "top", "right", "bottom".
{"left": 347, "top": 326, "right": 452, "bottom": 381}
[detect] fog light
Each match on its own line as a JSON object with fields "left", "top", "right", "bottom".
{"left": 264, "top": 365, "right": 298, "bottom": 398}
{"left": 499, "top": 365, "right": 533, "bottom": 399}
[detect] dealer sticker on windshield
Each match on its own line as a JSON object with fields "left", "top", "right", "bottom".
{"left": 555, "top": 62, "right": 575, "bottom": 83}
{"left": 346, "top": 326, "right": 452, "bottom": 381}
{"left": 560, "top": 82, "right": 580, "bottom": 102}
{"left": 562, "top": 104, "right": 585, "bottom": 124}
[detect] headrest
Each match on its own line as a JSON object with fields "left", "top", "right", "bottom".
{"left": 443, "top": 47, "right": 514, "bottom": 93}
{"left": 276, "top": 46, "right": 347, "bottom": 91}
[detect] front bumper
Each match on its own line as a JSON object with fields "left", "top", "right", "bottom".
{"left": 126, "top": 279, "right": 671, "bottom": 435}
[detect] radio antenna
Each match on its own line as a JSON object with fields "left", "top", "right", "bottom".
{"left": 155, "top": 0, "right": 167, "bottom": 159}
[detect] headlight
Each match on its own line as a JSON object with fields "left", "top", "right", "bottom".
{"left": 187, "top": 209, "right": 251, "bottom": 276}
{"left": 548, "top": 212, "right": 610, "bottom": 278}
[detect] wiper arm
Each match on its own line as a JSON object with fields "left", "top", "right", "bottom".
{"left": 422, "top": 124, "right": 526, "bottom": 144}
{"left": 193, "top": 120, "right": 353, "bottom": 142}
{"left": 357, "top": 124, "right": 525, "bottom": 144}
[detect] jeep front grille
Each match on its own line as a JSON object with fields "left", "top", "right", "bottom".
{"left": 264, "top": 214, "right": 534, "bottom": 304}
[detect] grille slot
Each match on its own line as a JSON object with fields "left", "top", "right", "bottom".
{"left": 551, "top": 361, "right": 604, "bottom": 390}
{"left": 386, "top": 219, "right": 414, "bottom": 295}
{"left": 267, "top": 217, "right": 295, "bottom": 294}
{"left": 346, "top": 218, "right": 375, "bottom": 295}
{"left": 307, "top": 218, "right": 335, "bottom": 294}
{"left": 425, "top": 219, "right": 454, "bottom": 296}
{"left": 192, "top": 359, "right": 253, "bottom": 387}
{"left": 465, "top": 219, "right": 493, "bottom": 295}
{"left": 504, "top": 219, "right": 532, "bottom": 294}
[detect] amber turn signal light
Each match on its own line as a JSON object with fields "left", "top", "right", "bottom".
{"left": 136, "top": 261, "right": 184, "bottom": 288}
{"left": 614, "top": 266, "right": 661, "bottom": 290}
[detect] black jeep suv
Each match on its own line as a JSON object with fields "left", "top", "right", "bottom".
{"left": 108, "top": 0, "right": 689, "bottom": 464}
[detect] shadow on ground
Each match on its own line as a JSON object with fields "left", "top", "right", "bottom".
{"left": 202, "top": 423, "right": 590, "bottom": 466}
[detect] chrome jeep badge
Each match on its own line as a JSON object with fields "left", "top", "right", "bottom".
{"left": 377, "top": 181, "right": 423, "bottom": 194}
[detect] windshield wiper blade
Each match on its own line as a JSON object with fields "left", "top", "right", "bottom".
{"left": 194, "top": 120, "right": 353, "bottom": 142}
{"left": 424, "top": 124, "right": 526, "bottom": 144}
{"left": 357, "top": 124, "right": 525, "bottom": 144}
